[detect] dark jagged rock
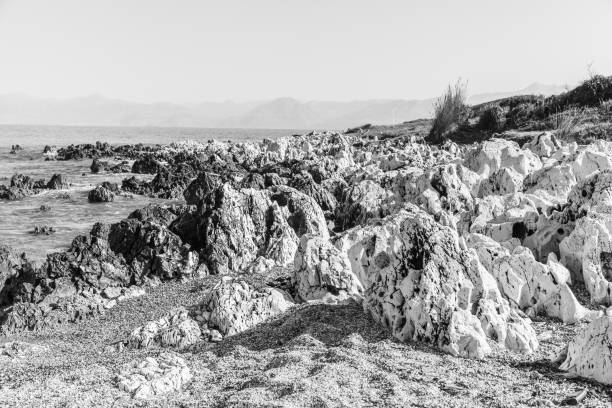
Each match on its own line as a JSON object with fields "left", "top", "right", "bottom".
{"left": 334, "top": 180, "right": 391, "bottom": 231}
{"left": 90, "top": 158, "right": 108, "bottom": 173}
{"left": 46, "top": 174, "right": 69, "bottom": 189}
{"left": 122, "top": 163, "right": 197, "bottom": 199}
{"left": 101, "top": 181, "right": 119, "bottom": 192}
{"left": 264, "top": 172, "right": 286, "bottom": 187}
{"left": 56, "top": 141, "right": 114, "bottom": 160}
{"left": 177, "top": 182, "right": 328, "bottom": 274}
{"left": 0, "top": 185, "right": 31, "bottom": 200}
{"left": 128, "top": 203, "right": 193, "bottom": 227}
{"left": 11, "top": 174, "right": 46, "bottom": 190}
{"left": 88, "top": 186, "right": 115, "bottom": 203}
{"left": 106, "top": 219, "right": 199, "bottom": 281}
{"left": 31, "top": 226, "right": 56, "bottom": 235}
{"left": 110, "top": 161, "right": 132, "bottom": 173}
{"left": 0, "top": 173, "right": 68, "bottom": 200}
{"left": 288, "top": 171, "right": 337, "bottom": 215}
{"left": 9, "top": 145, "right": 23, "bottom": 154}
{"left": 239, "top": 173, "right": 266, "bottom": 190}
{"left": 131, "top": 156, "right": 166, "bottom": 174}
{"left": 1, "top": 213, "right": 198, "bottom": 333}
{"left": 183, "top": 172, "right": 226, "bottom": 206}
{"left": 121, "top": 177, "right": 151, "bottom": 196}
{"left": 0, "top": 246, "right": 33, "bottom": 306}
{"left": 269, "top": 185, "right": 329, "bottom": 239}
{"left": 91, "top": 159, "right": 132, "bottom": 174}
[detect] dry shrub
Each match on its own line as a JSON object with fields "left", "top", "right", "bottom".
{"left": 552, "top": 107, "right": 586, "bottom": 139}
{"left": 427, "top": 80, "right": 468, "bottom": 144}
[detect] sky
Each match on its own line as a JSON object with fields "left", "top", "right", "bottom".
{"left": 0, "top": 0, "right": 611, "bottom": 103}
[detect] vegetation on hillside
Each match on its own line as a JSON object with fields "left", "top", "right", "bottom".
{"left": 426, "top": 74, "right": 612, "bottom": 144}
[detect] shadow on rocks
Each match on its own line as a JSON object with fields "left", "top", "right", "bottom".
{"left": 210, "top": 300, "right": 392, "bottom": 357}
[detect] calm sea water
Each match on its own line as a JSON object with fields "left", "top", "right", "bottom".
{"left": 0, "top": 125, "right": 298, "bottom": 263}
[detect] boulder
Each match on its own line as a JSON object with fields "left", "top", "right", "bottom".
{"left": 523, "top": 132, "right": 562, "bottom": 158}
{"left": 90, "top": 158, "right": 109, "bottom": 173}
{"left": 334, "top": 180, "right": 393, "bottom": 231}
{"left": 466, "top": 233, "right": 592, "bottom": 323}
{"left": 129, "top": 307, "right": 201, "bottom": 350}
{"left": 336, "top": 206, "right": 537, "bottom": 359}
{"left": 31, "top": 225, "right": 55, "bottom": 235}
{"left": 560, "top": 213, "right": 612, "bottom": 305}
{"left": 465, "top": 138, "right": 542, "bottom": 179}
{"left": 269, "top": 185, "right": 330, "bottom": 239}
{"left": 183, "top": 171, "right": 225, "bottom": 206}
{"left": 293, "top": 235, "right": 363, "bottom": 302}
{"left": 107, "top": 219, "right": 199, "bottom": 281}
{"left": 477, "top": 167, "right": 524, "bottom": 197}
{"left": 117, "top": 353, "right": 192, "bottom": 399}
{"left": 288, "top": 171, "right": 338, "bottom": 215}
{"left": 46, "top": 174, "right": 69, "bottom": 189}
{"left": 88, "top": 186, "right": 115, "bottom": 203}
{"left": 131, "top": 156, "right": 166, "bottom": 174}
{"left": 559, "top": 315, "right": 612, "bottom": 385}
{"left": 196, "top": 277, "right": 293, "bottom": 336}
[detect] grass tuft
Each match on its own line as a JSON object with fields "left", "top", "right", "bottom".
{"left": 552, "top": 107, "right": 585, "bottom": 139}
{"left": 427, "top": 80, "right": 468, "bottom": 144}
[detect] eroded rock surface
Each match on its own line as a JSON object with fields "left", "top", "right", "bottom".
{"left": 117, "top": 353, "right": 192, "bottom": 399}
{"left": 195, "top": 277, "right": 293, "bottom": 336}
{"left": 560, "top": 315, "right": 612, "bottom": 385}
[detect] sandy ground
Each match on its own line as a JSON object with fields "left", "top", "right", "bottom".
{"left": 0, "top": 276, "right": 610, "bottom": 408}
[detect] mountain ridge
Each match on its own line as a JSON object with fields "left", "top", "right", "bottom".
{"left": 0, "top": 83, "right": 566, "bottom": 129}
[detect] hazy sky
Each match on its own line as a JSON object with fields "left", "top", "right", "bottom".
{"left": 0, "top": 0, "right": 610, "bottom": 103}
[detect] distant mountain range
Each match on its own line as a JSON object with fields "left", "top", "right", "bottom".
{"left": 0, "top": 83, "right": 566, "bottom": 130}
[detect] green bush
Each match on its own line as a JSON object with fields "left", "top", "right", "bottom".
{"left": 427, "top": 80, "right": 468, "bottom": 144}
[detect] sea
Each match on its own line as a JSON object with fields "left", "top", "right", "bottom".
{"left": 0, "top": 124, "right": 299, "bottom": 263}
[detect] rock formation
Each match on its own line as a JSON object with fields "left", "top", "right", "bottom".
{"left": 559, "top": 315, "right": 612, "bottom": 385}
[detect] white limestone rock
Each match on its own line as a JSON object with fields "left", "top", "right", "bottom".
{"left": 523, "top": 132, "right": 562, "bottom": 158}
{"left": 129, "top": 307, "right": 201, "bottom": 350}
{"left": 117, "top": 353, "right": 192, "bottom": 399}
{"left": 467, "top": 193, "right": 539, "bottom": 243}
{"left": 467, "top": 234, "right": 592, "bottom": 323}
{"left": 559, "top": 315, "right": 612, "bottom": 385}
{"left": 571, "top": 140, "right": 612, "bottom": 182}
{"left": 336, "top": 205, "right": 537, "bottom": 359}
{"left": 293, "top": 235, "right": 363, "bottom": 302}
{"left": 465, "top": 138, "right": 542, "bottom": 179}
{"left": 524, "top": 164, "right": 576, "bottom": 206}
{"left": 560, "top": 212, "right": 612, "bottom": 305}
{"left": 199, "top": 277, "right": 294, "bottom": 336}
{"left": 477, "top": 167, "right": 524, "bottom": 198}
{"left": 413, "top": 164, "right": 476, "bottom": 225}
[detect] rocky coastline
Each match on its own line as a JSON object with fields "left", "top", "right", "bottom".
{"left": 1, "top": 110, "right": 612, "bottom": 405}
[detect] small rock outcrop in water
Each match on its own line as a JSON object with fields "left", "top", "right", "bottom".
{"left": 31, "top": 225, "right": 56, "bottom": 235}
{"left": 88, "top": 185, "right": 115, "bottom": 202}
{"left": 0, "top": 215, "right": 197, "bottom": 332}
{"left": 91, "top": 158, "right": 132, "bottom": 174}
{"left": 0, "top": 173, "right": 69, "bottom": 200}
{"left": 9, "top": 145, "right": 23, "bottom": 154}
